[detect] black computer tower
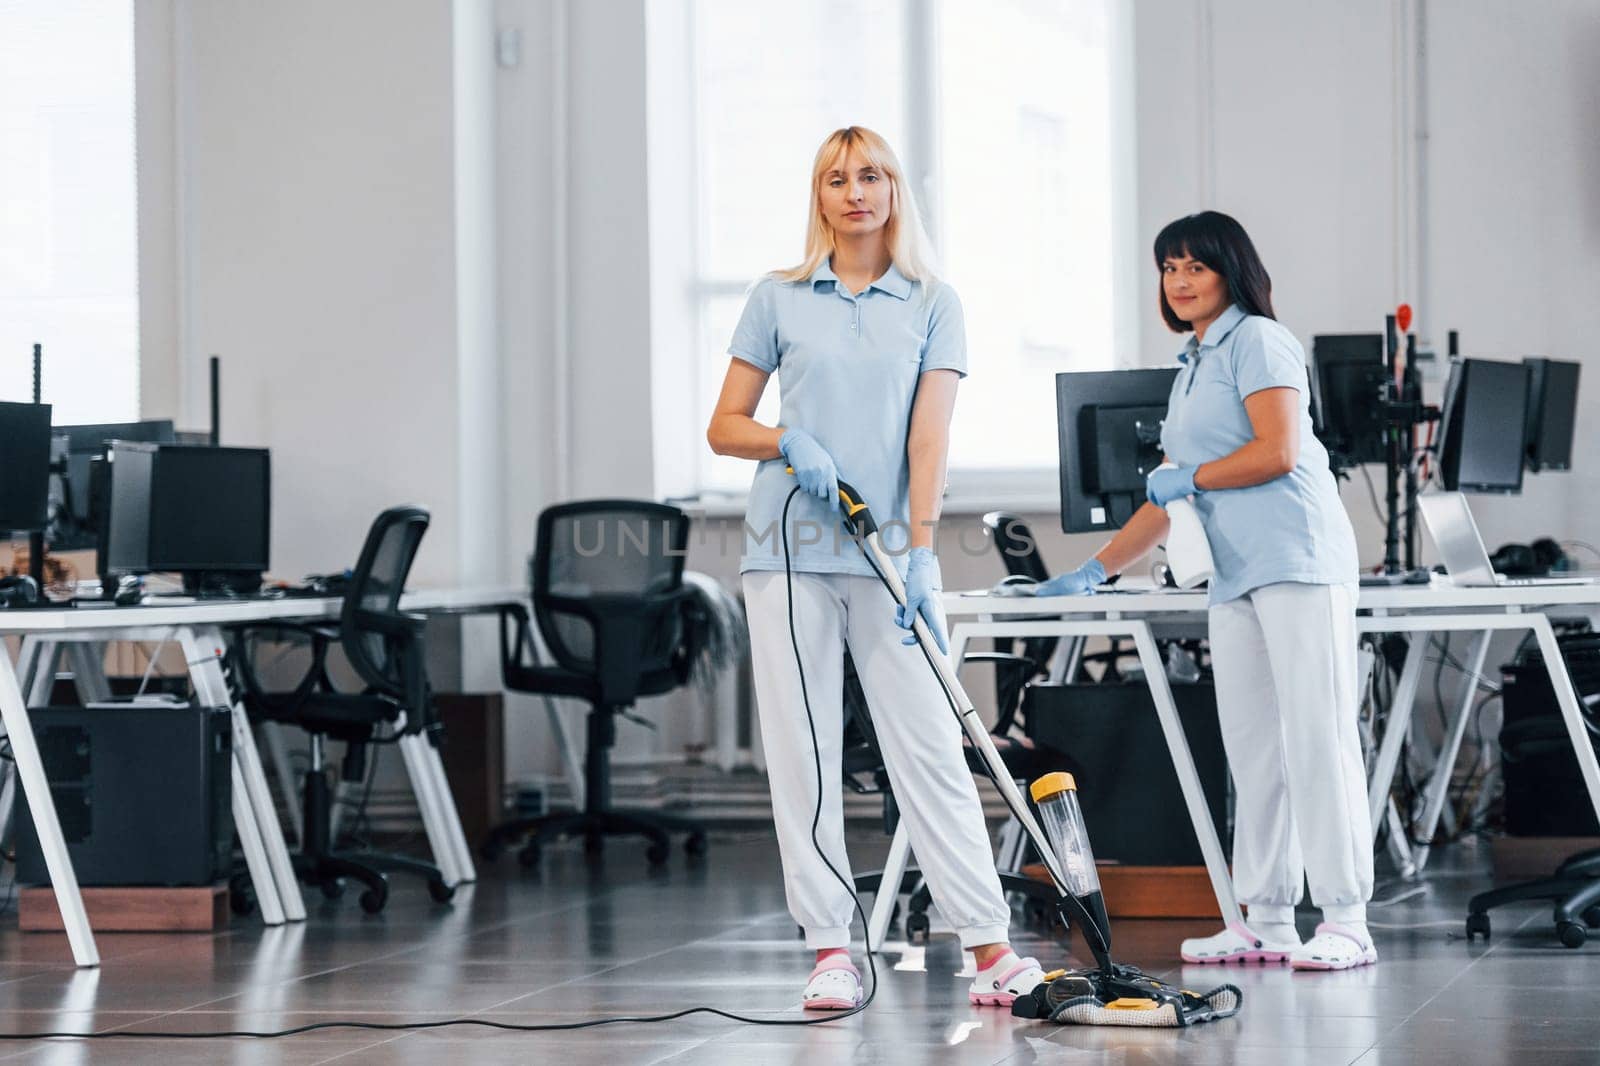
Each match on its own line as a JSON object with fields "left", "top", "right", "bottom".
{"left": 15, "top": 704, "right": 234, "bottom": 886}
{"left": 1024, "top": 681, "right": 1232, "bottom": 865}
{"left": 1500, "top": 635, "right": 1600, "bottom": 837}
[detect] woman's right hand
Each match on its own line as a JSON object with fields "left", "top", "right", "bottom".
{"left": 1031, "top": 557, "right": 1107, "bottom": 597}
{"left": 779, "top": 427, "right": 839, "bottom": 511}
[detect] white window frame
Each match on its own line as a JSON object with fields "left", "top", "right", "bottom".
{"left": 675, "top": 0, "right": 1139, "bottom": 514}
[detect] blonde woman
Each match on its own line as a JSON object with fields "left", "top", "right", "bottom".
{"left": 707, "top": 127, "right": 1042, "bottom": 1012}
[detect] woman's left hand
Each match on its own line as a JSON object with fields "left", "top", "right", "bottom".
{"left": 1147, "top": 465, "right": 1200, "bottom": 508}
{"left": 895, "top": 547, "right": 949, "bottom": 654}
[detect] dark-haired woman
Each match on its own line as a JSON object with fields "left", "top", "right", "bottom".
{"left": 1035, "top": 211, "right": 1373, "bottom": 970}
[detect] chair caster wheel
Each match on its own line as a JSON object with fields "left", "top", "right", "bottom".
{"left": 1558, "top": 920, "right": 1587, "bottom": 949}
{"left": 359, "top": 888, "right": 387, "bottom": 915}
{"left": 321, "top": 879, "right": 346, "bottom": 901}
{"left": 517, "top": 844, "right": 542, "bottom": 868}
{"left": 646, "top": 842, "right": 670, "bottom": 866}
{"left": 906, "top": 912, "right": 931, "bottom": 945}
{"left": 1583, "top": 906, "right": 1600, "bottom": 929}
{"left": 428, "top": 877, "right": 456, "bottom": 904}
{"left": 1465, "top": 912, "right": 1491, "bottom": 941}
{"left": 685, "top": 831, "right": 708, "bottom": 857}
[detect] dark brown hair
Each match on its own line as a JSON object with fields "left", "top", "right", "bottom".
{"left": 1154, "top": 211, "right": 1275, "bottom": 332}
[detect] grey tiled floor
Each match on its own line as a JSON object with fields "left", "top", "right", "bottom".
{"left": 0, "top": 829, "right": 1594, "bottom": 1064}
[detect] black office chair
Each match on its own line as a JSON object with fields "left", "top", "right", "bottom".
{"left": 481, "top": 499, "right": 709, "bottom": 867}
{"left": 978, "top": 510, "right": 1133, "bottom": 687}
{"left": 229, "top": 505, "right": 454, "bottom": 913}
{"left": 972, "top": 512, "right": 1062, "bottom": 725}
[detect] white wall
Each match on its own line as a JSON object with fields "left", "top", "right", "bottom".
{"left": 148, "top": 0, "right": 468, "bottom": 586}
{"left": 1133, "top": 0, "right": 1600, "bottom": 568}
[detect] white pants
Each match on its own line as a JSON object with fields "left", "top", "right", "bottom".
{"left": 743, "top": 570, "right": 1011, "bottom": 950}
{"left": 1209, "top": 581, "right": 1373, "bottom": 926}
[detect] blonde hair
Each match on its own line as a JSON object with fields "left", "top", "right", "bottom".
{"left": 773, "top": 126, "right": 938, "bottom": 284}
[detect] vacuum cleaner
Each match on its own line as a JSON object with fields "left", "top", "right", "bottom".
{"left": 827, "top": 476, "right": 1242, "bottom": 1029}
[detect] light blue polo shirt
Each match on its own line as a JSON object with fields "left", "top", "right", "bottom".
{"left": 1159, "top": 303, "right": 1359, "bottom": 605}
{"left": 727, "top": 260, "right": 967, "bottom": 578}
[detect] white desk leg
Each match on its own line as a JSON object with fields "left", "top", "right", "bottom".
{"left": 868, "top": 822, "right": 913, "bottom": 951}
{"left": 1408, "top": 630, "right": 1491, "bottom": 871}
{"left": 66, "top": 643, "right": 112, "bottom": 704}
{"left": 182, "top": 626, "right": 306, "bottom": 922}
{"left": 257, "top": 721, "right": 303, "bottom": 847}
{"left": 15, "top": 636, "right": 45, "bottom": 704}
{"left": 0, "top": 762, "right": 15, "bottom": 848}
{"left": 397, "top": 730, "right": 461, "bottom": 885}
{"left": 422, "top": 738, "right": 476, "bottom": 883}
{"left": 25, "top": 640, "right": 63, "bottom": 707}
{"left": 1531, "top": 615, "right": 1600, "bottom": 826}
{"left": 1367, "top": 631, "right": 1427, "bottom": 836}
{"left": 1129, "top": 622, "right": 1243, "bottom": 927}
{"left": 230, "top": 758, "right": 286, "bottom": 925}
{"left": 0, "top": 651, "right": 98, "bottom": 966}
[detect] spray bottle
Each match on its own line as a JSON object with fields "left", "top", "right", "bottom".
{"left": 1154, "top": 463, "right": 1213, "bottom": 589}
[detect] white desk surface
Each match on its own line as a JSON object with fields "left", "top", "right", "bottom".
{"left": 0, "top": 586, "right": 526, "bottom": 633}
{"left": 945, "top": 579, "right": 1600, "bottom": 618}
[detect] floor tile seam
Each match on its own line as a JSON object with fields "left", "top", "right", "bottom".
{"left": 307, "top": 1031, "right": 414, "bottom": 1065}
{"left": 480, "top": 909, "right": 794, "bottom": 1016}
{"left": 1367, "top": 903, "right": 1543, "bottom": 1049}
{"left": 213, "top": 892, "right": 604, "bottom": 986}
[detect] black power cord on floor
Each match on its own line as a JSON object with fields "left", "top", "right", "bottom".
{"left": 0, "top": 486, "right": 887, "bottom": 1041}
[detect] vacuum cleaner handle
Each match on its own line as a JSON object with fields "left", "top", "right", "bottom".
{"left": 782, "top": 467, "right": 877, "bottom": 538}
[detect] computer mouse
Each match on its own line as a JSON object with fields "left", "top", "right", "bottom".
{"left": 0, "top": 575, "right": 40, "bottom": 608}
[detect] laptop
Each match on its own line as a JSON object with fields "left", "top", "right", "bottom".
{"left": 1417, "top": 492, "right": 1593, "bottom": 587}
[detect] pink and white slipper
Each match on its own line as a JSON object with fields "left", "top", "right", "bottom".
{"left": 801, "top": 955, "right": 863, "bottom": 1011}
{"left": 1290, "top": 923, "right": 1377, "bottom": 971}
{"left": 1180, "top": 921, "right": 1301, "bottom": 964}
{"left": 968, "top": 951, "right": 1045, "bottom": 1007}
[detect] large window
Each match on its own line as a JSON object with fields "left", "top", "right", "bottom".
{"left": 689, "top": 0, "right": 1127, "bottom": 496}
{"left": 0, "top": 0, "right": 140, "bottom": 423}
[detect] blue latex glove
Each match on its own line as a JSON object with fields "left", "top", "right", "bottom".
{"left": 1031, "top": 557, "right": 1107, "bottom": 597}
{"left": 895, "top": 546, "right": 948, "bottom": 654}
{"left": 1146, "top": 465, "right": 1200, "bottom": 508}
{"left": 779, "top": 427, "right": 839, "bottom": 511}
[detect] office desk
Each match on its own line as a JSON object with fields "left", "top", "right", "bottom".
{"left": 0, "top": 586, "right": 523, "bottom": 967}
{"left": 856, "top": 581, "right": 1600, "bottom": 949}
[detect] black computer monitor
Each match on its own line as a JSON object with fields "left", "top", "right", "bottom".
{"left": 56, "top": 419, "right": 176, "bottom": 528}
{"left": 105, "top": 443, "right": 271, "bottom": 594}
{"left": 1057, "top": 368, "right": 1180, "bottom": 533}
{"left": 1437, "top": 358, "right": 1531, "bottom": 494}
{"left": 1311, "top": 334, "right": 1388, "bottom": 466}
{"left": 1523, "top": 357, "right": 1580, "bottom": 473}
{"left": 0, "top": 402, "right": 53, "bottom": 534}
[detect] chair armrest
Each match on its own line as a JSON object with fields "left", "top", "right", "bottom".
{"left": 956, "top": 651, "right": 1045, "bottom": 737}
{"left": 958, "top": 651, "right": 1043, "bottom": 671}
{"left": 497, "top": 602, "right": 537, "bottom": 678}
